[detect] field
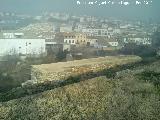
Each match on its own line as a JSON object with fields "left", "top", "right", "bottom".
{"left": 32, "top": 55, "right": 141, "bottom": 83}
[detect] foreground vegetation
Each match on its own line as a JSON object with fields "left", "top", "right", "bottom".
{"left": 0, "top": 59, "right": 160, "bottom": 120}
{"left": 0, "top": 56, "right": 141, "bottom": 102}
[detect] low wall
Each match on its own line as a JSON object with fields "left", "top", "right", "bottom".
{"left": 31, "top": 55, "right": 142, "bottom": 84}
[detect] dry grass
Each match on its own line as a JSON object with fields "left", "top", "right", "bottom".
{"left": 0, "top": 73, "right": 160, "bottom": 120}
{"left": 33, "top": 55, "right": 141, "bottom": 72}
{"left": 31, "top": 55, "right": 141, "bottom": 83}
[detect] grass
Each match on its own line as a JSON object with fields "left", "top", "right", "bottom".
{"left": 0, "top": 57, "right": 160, "bottom": 120}
{"left": 0, "top": 68, "right": 160, "bottom": 119}
{"left": 0, "top": 56, "right": 141, "bottom": 102}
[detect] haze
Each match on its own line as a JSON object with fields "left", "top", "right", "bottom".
{"left": 0, "top": 0, "right": 159, "bottom": 21}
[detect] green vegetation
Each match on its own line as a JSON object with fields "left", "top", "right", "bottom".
{"left": 152, "top": 30, "right": 160, "bottom": 49}
{"left": 138, "top": 71, "right": 160, "bottom": 87}
{"left": 56, "top": 49, "right": 69, "bottom": 61}
{"left": 0, "top": 73, "right": 160, "bottom": 119}
{"left": 120, "top": 43, "right": 156, "bottom": 57}
{"left": 0, "top": 59, "right": 160, "bottom": 119}
{"left": 0, "top": 54, "right": 56, "bottom": 93}
{"left": 0, "top": 40, "right": 160, "bottom": 119}
{"left": 0, "top": 58, "right": 140, "bottom": 102}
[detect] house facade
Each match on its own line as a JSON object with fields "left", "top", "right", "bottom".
{"left": 0, "top": 32, "right": 46, "bottom": 56}
{"left": 82, "top": 28, "right": 107, "bottom": 36}
{"left": 0, "top": 38, "right": 46, "bottom": 56}
{"left": 75, "top": 33, "right": 87, "bottom": 45}
{"left": 124, "top": 36, "right": 152, "bottom": 45}
{"left": 108, "top": 42, "right": 119, "bottom": 47}
{"left": 63, "top": 33, "right": 76, "bottom": 45}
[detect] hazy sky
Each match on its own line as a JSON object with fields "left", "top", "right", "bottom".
{"left": 0, "top": 0, "right": 159, "bottom": 21}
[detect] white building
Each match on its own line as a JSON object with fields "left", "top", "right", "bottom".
{"left": 0, "top": 39, "right": 46, "bottom": 56}
{"left": 80, "top": 17, "right": 85, "bottom": 23}
{"left": 74, "top": 24, "right": 88, "bottom": 32}
{"left": 63, "top": 33, "right": 76, "bottom": 45}
{"left": 108, "top": 42, "right": 119, "bottom": 47}
{"left": 3, "top": 33, "right": 24, "bottom": 39}
{"left": 124, "top": 35, "right": 152, "bottom": 45}
{"left": 60, "top": 25, "right": 73, "bottom": 32}
{"left": 86, "top": 36, "right": 98, "bottom": 46}
{"left": 0, "top": 33, "right": 46, "bottom": 56}
{"left": 82, "top": 28, "right": 111, "bottom": 37}
{"left": 131, "top": 38, "right": 151, "bottom": 45}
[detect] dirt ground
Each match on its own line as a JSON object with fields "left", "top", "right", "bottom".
{"left": 32, "top": 55, "right": 141, "bottom": 72}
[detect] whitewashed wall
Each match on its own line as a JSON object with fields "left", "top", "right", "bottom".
{"left": 0, "top": 39, "right": 46, "bottom": 56}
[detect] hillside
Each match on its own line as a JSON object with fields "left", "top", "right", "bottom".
{"left": 0, "top": 59, "right": 160, "bottom": 120}
{"left": 0, "top": 55, "right": 142, "bottom": 102}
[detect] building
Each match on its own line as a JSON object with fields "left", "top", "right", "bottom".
{"left": 75, "top": 33, "right": 87, "bottom": 45}
{"left": 74, "top": 24, "right": 88, "bottom": 32}
{"left": 108, "top": 41, "right": 119, "bottom": 47}
{"left": 20, "top": 23, "right": 54, "bottom": 33}
{"left": 0, "top": 32, "right": 46, "bottom": 56}
{"left": 3, "top": 33, "right": 24, "bottom": 38}
{"left": 82, "top": 28, "right": 112, "bottom": 37}
{"left": 91, "top": 37, "right": 119, "bottom": 48}
{"left": 45, "top": 32, "right": 66, "bottom": 55}
{"left": 124, "top": 34, "right": 152, "bottom": 45}
{"left": 0, "top": 39, "right": 46, "bottom": 56}
{"left": 86, "top": 36, "right": 98, "bottom": 47}
{"left": 60, "top": 24, "right": 73, "bottom": 32}
{"left": 63, "top": 32, "right": 76, "bottom": 45}
{"left": 37, "top": 32, "right": 55, "bottom": 39}
{"left": 63, "top": 32, "right": 96, "bottom": 46}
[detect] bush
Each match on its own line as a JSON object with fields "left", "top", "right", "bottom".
{"left": 120, "top": 43, "right": 156, "bottom": 57}
{"left": 0, "top": 72, "right": 19, "bottom": 93}
{"left": 137, "top": 71, "right": 160, "bottom": 87}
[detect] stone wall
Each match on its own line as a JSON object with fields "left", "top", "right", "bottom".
{"left": 31, "top": 55, "right": 142, "bottom": 84}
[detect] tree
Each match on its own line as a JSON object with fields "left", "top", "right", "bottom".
{"left": 152, "top": 30, "right": 160, "bottom": 49}
{"left": 120, "top": 43, "right": 156, "bottom": 57}
{"left": 120, "top": 43, "right": 137, "bottom": 55}
{"left": 56, "top": 49, "right": 69, "bottom": 61}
